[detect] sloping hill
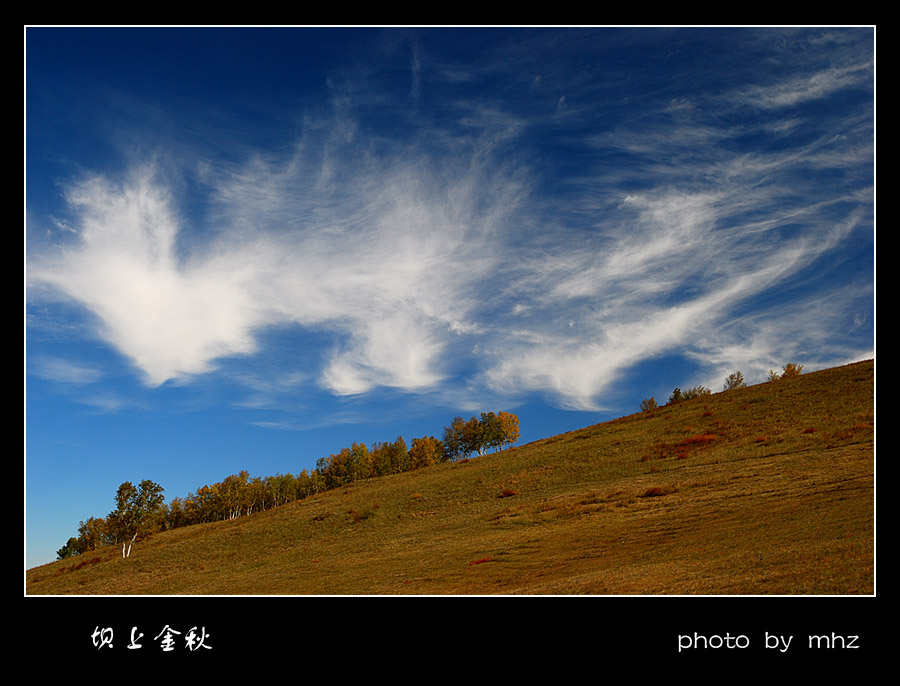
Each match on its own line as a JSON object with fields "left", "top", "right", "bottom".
{"left": 26, "top": 360, "right": 874, "bottom": 595}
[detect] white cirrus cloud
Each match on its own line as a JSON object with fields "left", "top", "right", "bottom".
{"left": 28, "top": 134, "right": 530, "bottom": 395}
{"left": 26, "top": 29, "right": 873, "bottom": 413}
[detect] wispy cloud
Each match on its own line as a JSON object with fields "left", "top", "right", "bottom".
{"left": 30, "top": 356, "right": 103, "bottom": 386}
{"left": 730, "top": 59, "right": 873, "bottom": 110}
{"left": 26, "top": 28, "right": 873, "bottom": 415}
{"left": 28, "top": 113, "right": 529, "bottom": 397}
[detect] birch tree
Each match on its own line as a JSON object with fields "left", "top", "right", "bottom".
{"left": 108, "top": 479, "right": 165, "bottom": 558}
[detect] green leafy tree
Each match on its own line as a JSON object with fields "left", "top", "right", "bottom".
{"left": 107, "top": 479, "right": 165, "bottom": 558}
{"left": 442, "top": 417, "right": 467, "bottom": 461}
{"left": 77, "top": 516, "right": 108, "bottom": 551}
{"left": 56, "top": 537, "right": 82, "bottom": 560}
{"left": 479, "top": 412, "right": 504, "bottom": 453}
{"left": 462, "top": 416, "right": 486, "bottom": 456}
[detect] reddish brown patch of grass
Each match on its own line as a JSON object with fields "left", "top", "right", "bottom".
{"left": 645, "top": 434, "right": 716, "bottom": 461}
{"left": 640, "top": 487, "right": 668, "bottom": 498}
{"left": 679, "top": 434, "right": 717, "bottom": 446}
{"left": 348, "top": 506, "right": 377, "bottom": 523}
{"left": 467, "top": 557, "right": 493, "bottom": 567}
{"left": 71, "top": 557, "right": 101, "bottom": 572}
{"left": 802, "top": 427, "right": 817, "bottom": 434}
{"left": 646, "top": 434, "right": 717, "bottom": 461}
{"left": 498, "top": 489, "right": 517, "bottom": 498}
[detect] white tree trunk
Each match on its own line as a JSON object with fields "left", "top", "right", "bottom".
{"left": 122, "top": 532, "right": 138, "bottom": 557}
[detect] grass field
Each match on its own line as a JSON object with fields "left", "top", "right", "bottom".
{"left": 26, "top": 359, "right": 874, "bottom": 595}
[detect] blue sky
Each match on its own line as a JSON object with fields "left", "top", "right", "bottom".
{"left": 25, "top": 27, "right": 875, "bottom": 570}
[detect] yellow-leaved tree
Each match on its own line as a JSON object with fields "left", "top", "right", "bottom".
{"left": 497, "top": 411, "right": 520, "bottom": 451}
{"left": 408, "top": 436, "right": 444, "bottom": 469}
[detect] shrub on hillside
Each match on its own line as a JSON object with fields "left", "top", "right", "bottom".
{"left": 723, "top": 371, "right": 745, "bottom": 390}
{"left": 640, "top": 397, "right": 658, "bottom": 413}
{"left": 781, "top": 362, "right": 803, "bottom": 378}
{"left": 768, "top": 363, "right": 803, "bottom": 382}
{"left": 669, "top": 385, "right": 711, "bottom": 404}
{"left": 683, "top": 385, "right": 711, "bottom": 400}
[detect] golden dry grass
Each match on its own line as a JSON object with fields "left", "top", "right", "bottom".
{"left": 26, "top": 360, "right": 874, "bottom": 595}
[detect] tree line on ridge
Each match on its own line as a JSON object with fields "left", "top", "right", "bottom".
{"left": 55, "top": 410, "right": 520, "bottom": 560}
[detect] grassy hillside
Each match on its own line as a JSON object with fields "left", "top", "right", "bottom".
{"left": 26, "top": 360, "right": 874, "bottom": 595}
